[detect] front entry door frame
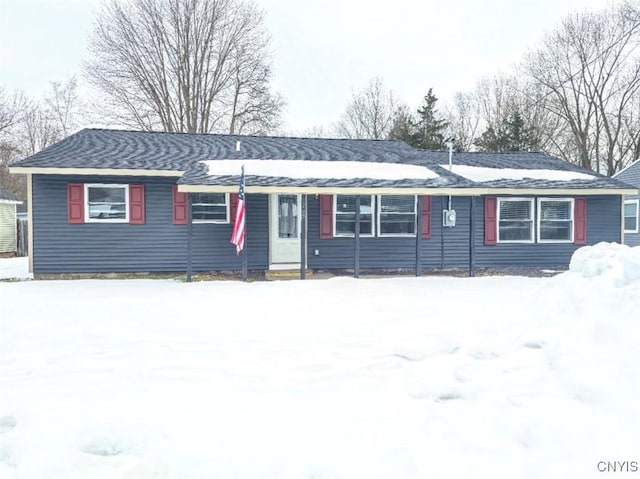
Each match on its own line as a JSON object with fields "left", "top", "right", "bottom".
{"left": 269, "top": 193, "right": 305, "bottom": 269}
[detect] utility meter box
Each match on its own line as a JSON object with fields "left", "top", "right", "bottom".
{"left": 442, "top": 209, "right": 457, "bottom": 227}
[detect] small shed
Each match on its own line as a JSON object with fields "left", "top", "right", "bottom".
{"left": 0, "top": 188, "right": 23, "bottom": 255}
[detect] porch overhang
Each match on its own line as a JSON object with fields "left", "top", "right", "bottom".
{"left": 177, "top": 158, "right": 638, "bottom": 196}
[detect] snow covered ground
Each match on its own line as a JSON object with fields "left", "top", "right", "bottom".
{"left": 0, "top": 244, "right": 639, "bottom": 478}
{"left": 0, "top": 257, "right": 31, "bottom": 281}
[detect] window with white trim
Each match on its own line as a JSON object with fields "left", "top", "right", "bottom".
{"left": 85, "top": 184, "right": 128, "bottom": 222}
{"left": 377, "top": 195, "right": 416, "bottom": 236}
{"left": 334, "top": 195, "right": 374, "bottom": 236}
{"left": 537, "top": 198, "right": 574, "bottom": 242}
{"left": 497, "top": 198, "right": 534, "bottom": 243}
{"left": 191, "top": 193, "right": 229, "bottom": 223}
{"left": 624, "top": 199, "right": 639, "bottom": 233}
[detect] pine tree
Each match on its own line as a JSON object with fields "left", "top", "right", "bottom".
{"left": 388, "top": 88, "right": 449, "bottom": 150}
{"left": 475, "top": 110, "right": 540, "bottom": 152}
{"left": 414, "top": 89, "right": 449, "bottom": 150}
{"left": 388, "top": 105, "right": 416, "bottom": 145}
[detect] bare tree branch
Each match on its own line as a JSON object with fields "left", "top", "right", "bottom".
{"left": 85, "top": 0, "right": 282, "bottom": 134}
{"left": 335, "top": 77, "right": 400, "bottom": 139}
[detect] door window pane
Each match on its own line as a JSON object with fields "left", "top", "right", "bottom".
{"left": 278, "top": 195, "right": 298, "bottom": 238}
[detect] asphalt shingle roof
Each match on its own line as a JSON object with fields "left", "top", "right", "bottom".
{"left": 13, "top": 128, "right": 418, "bottom": 171}
{"left": 12, "top": 128, "right": 635, "bottom": 191}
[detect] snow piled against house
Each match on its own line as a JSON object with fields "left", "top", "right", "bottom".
{"left": 570, "top": 241, "right": 640, "bottom": 286}
{"left": 0, "top": 243, "right": 639, "bottom": 478}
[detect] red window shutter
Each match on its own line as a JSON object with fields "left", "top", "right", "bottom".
{"left": 229, "top": 193, "right": 239, "bottom": 225}
{"left": 421, "top": 195, "right": 431, "bottom": 239}
{"left": 319, "top": 195, "right": 333, "bottom": 239}
{"left": 67, "top": 183, "right": 84, "bottom": 224}
{"left": 172, "top": 185, "right": 187, "bottom": 224}
{"left": 484, "top": 196, "right": 497, "bottom": 245}
{"left": 129, "top": 184, "right": 145, "bottom": 224}
{"left": 574, "top": 196, "right": 587, "bottom": 244}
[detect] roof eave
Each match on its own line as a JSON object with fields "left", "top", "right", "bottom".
{"left": 9, "top": 166, "right": 184, "bottom": 177}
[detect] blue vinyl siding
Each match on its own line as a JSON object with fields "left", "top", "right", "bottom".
{"left": 615, "top": 162, "right": 640, "bottom": 246}
{"left": 31, "top": 177, "right": 624, "bottom": 273}
{"left": 32, "top": 175, "right": 268, "bottom": 273}
{"left": 474, "top": 195, "right": 621, "bottom": 267}
{"left": 307, "top": 196, "right": 469, "bottom": 270}
{"left": 308, "top": 195, "right": 622, "bottom": 270}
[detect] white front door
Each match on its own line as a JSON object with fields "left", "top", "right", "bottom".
{"left": 269, "top": 194, "right": 302, "bottom": 266}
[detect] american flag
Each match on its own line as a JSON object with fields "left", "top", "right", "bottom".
{"left": 230, "top": 165, "right": 246, "bottom": 254}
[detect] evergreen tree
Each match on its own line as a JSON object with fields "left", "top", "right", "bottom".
{"left": 388, "top": 105, "right": 416, "bottom": 145}
{"left": 414, "top": 89, "right": 449, "bottom": 150}
{"left": 475, "top": 110, "right": 540, "bottom": 152}
{"left": 388, "top": 88, "right": 449, "bottom": 150}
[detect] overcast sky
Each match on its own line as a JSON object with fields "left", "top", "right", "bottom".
{"left": 0, "top": 0, "right": 617, "bottom": 134}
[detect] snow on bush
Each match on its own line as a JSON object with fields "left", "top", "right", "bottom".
{"left": 569, "top": 241, "right": 640, "bottom": 286}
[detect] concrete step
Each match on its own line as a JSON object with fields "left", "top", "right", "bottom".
{"left": 265, "top": 269, "right": 313, "bottom": 280}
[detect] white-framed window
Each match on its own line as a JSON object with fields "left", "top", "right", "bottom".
{"left": 497, "top": 198, "right": 534, "bottom": 243}
{"left": 191, "top": 193, "right": 229, "bottom": 223}
{"left": 85, "top": 184, "right": 128, "bottom": 222}
{"left": 537, "top": 198, "right": 574, "bottom": 243}
{"left": 377, "top": 195, "right": 417, "bottom": 236}
{"left": 624, "top": 199, "right": 639, "bottom": 233}
{"left": 334, "top": 195, "right": 375, "bottom": 236}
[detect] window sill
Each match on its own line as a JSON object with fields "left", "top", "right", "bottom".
{"left": 496, "top": 240, "right": 535, "bottom": 244}
{"left": 192, "top": 220, "right": 230, "bottom": 224}
{"left": 85, "top": 219, "right": 129, "bottom": 223}
{"left": 333, "top": 234, "right": 375, "bottom": 238}
{"left": 378, "top": 234, "right": 417, "bottom": 237}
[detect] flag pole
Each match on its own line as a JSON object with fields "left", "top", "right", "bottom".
{"left": 230, "top": 164, "right": 248, "bottom": 282}
{"left": 242, "top": 233, "right": 248, "bottom": 282}
{"left": 241, "top": 164, "right": 248, "bottom": 282}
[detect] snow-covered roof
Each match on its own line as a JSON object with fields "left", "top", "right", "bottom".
{"left": 10, "top": 129, "right": 636, "bottom": 194}
{"left": 203, "top": 159, "right": 439, "bottom": 181}
{"left": 440, "top": 165, "right": 597, "bottom": 182}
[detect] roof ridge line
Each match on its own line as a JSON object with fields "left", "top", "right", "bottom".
{"left": 82, "top": 127, "right": 409, "bottom": 144}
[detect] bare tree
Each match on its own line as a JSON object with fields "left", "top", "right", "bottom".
{"left": 444, "top": 92, "right": 480, "bottom": 151}
{"left": 0, "top": 142, "right": 25, "bottom": 199}
{"left": 524, "top": 1, "right": 640, "bottom": 174}
{"left": 335, "top": 77, "right": 400, "bottom": 139}
{"left": 17, "top": 78, "right": 83, "bottom": 156}
{"left": 20, "top": 103, "right": 61, "bottom": 157}
{"left": 85, "top": 0, "right": 283, "bottom": 134}
{"left": 45, "top": 76, "right": 82, "bottom": 137}
{"left": 0, "top": 87, "right": 27, "bottom": 135}
{"left": 474, "top": 74, "right": 519, "bottom": 135}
